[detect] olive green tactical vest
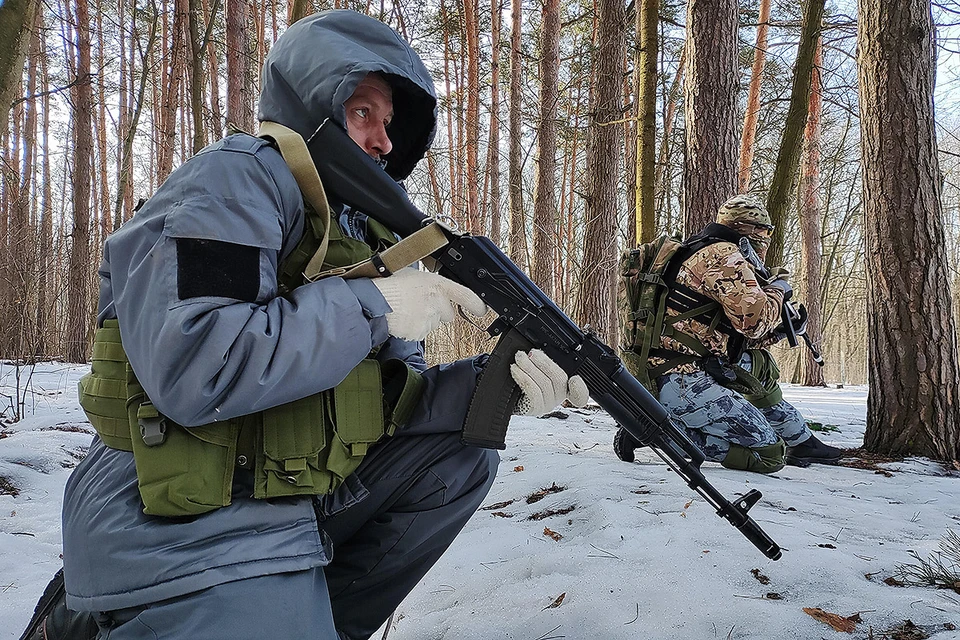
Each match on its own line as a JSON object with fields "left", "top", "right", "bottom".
{"left": 79, "top": 194, "right": 424, "bottom": 519}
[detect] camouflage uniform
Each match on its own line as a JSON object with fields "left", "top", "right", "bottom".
{"left": 615, "top": 195, "right": 848, "bottom": 473}
{"left": 653, "top": 240, "right": 785, "bottom": 375}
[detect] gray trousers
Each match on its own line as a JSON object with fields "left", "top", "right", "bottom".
{"left": 95, "top": 432, "right": 499, "bottom": 640}
{"left": 657, "top": 354, "right": 812, "bottom": 462}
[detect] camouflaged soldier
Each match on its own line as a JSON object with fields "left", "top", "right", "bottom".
{"left": 615, "top": 195, "right": 842, "bottom": 473}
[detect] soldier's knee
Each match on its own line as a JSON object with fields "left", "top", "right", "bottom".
{"left": 721, "top": 438, "right": 786, "bottom": 474}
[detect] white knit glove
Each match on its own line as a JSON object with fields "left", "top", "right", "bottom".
{"left": 372, "top": 268, "right": 487, "bottom": 341}
{"left": 510, "top": 349, "right": 590, "bottom": 416}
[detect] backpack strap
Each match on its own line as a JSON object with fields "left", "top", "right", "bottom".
{"left": 643, "top": 231, "right": 751, "bottom": 380}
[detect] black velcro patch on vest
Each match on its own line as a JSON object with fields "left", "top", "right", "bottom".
{"left": 176, "top": 238, "right": 260, "bottom": 302}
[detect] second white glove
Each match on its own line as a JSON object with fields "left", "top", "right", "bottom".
{"left": 373, "top": 268, "right": 488, "bottom": 341}
{"left": 510, "top": 349, "right": 590, "bottom": 416}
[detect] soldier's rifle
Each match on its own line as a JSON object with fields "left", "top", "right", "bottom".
{"left": 307, "top": 119, "right": 783, "bottom": 561}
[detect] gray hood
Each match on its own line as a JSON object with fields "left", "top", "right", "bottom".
{"left": 258, "top": 10, "right": 437, "bottom": 180}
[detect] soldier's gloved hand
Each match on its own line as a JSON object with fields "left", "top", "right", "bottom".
{"left": 764, "top": 277, "right": 793, "bottom": 302}
{"left": 613, "top": 425, "right": 642, "bottom": 463}
{"left": 770, "top": 302, "right": 808, "bottom": 343}
{"left": 768, "top": 266, "right": 790, "bottom": 281}
{"left": 510, "top": 349, "right": 589, "bottom": 416}
{"left": 788, "top": 302, "right": 809, "bottom": 336}
{"left": 373, "top": 268, "right": 487, "bottom": 341}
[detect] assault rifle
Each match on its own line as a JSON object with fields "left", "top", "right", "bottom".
{"left": 307, "top": 120, "right": 783, "bottom": 561}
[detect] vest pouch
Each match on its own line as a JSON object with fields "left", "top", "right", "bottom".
{"left": 78, "top": 321, "right": 134, "bottom": 451}
{"left": 255, "top": 359, "right": 385, "bottom": 500}
{"left": 255, "top": 391, "right": 332, "bottom": 498}
{"left": 126, "top": 389, "right": 240, "bottom": 518}
{"left": 330, "top": 359, "right": 385, "bottom": 458}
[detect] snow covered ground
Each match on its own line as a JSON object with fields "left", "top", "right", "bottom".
{"left": 1, "top": 362, "right": 958, "bottom": 639}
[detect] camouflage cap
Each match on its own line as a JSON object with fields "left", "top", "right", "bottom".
{"left": 717, "top": 195, "right": 773, "bottom": 229}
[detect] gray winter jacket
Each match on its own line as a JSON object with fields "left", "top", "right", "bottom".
{"left": 62, "top": 10, "right": 480, "bottom": 612}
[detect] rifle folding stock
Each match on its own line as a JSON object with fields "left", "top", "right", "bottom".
{"left": 307, "top": 119, "right": 783, "bottom": 561}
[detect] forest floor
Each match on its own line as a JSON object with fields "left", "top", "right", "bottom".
{"left": 1, "top": 362, "right": 959, "bottom": 640}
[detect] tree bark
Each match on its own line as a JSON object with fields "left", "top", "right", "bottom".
{"left": 578, "top": 0, "right": 625, "bottom": 347}
{"left": 36, "top": 14, "right": 52, "bottom": 356}
{"left": 635, "top": 0, "right": 658, "bottom": 244}
{"left": 115, "top": 7, "right": 158, "bottom": 229}
{"left": 488, "top": 0, "right": 503, "bottom": 246}
{"left": 463, "top": 0, "right": 481, "bottom": 233}
{"left": 507, "top": 0, "right": 527, "bottom": 270}
{"left": 289, "top": 0, "right": 310, "bottom": 24}
{"left": 682, "top": 0, "right": 739, "bottom": 235}
{"left": 188, "top": 0, "right": 207, "bottom": 153}
{"left": 226, "top": 0, "right": 254, "bottom": 132}
{"left": 532, "top": 0, "right": 560, "bottom": 296}
{"left": 158, "top": 0, "right": 188, "bottom": 179}
{"left": 0, "top": 0, "right": 39, "bottom": 136}
{"left": 66, "top": 0, "right": 95, "bottom": 363}
{"left": 764, "top": 0, "right": 826, "bottom": 268}
{"left": 8, "top": 6, "right": 41, "bottom": 357}
{"left": 654, "top": 44, "right": 684, "bottom": 221}
{"left": 858, "top": 0, "right": 960, "bottom": 460}
{"left": 799, "top": 40, "right": 826, "bottom": 387}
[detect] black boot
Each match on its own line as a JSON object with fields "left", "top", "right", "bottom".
{"left": 785, "top": 434, "right": 844, "bottom": 467}
{"left": 19, "top": 568, "right": 99, "bottom": 640}
{"left": 613, "top": 426, "right": 641, "bottom": 463}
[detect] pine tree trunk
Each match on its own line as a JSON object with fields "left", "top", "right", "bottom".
{"left": 66, "top": 0, "right": 95, "bottom": 363}
{"left": 226, "top": 0, "right": 254, "bottom": 132}
{"left": 578, "top": 0, "right": 625, "bottom": 347}
{"left": 10, "top": 9, "right": 41, "bottom": 357}
{"left": 36, "top": 16, "right": 52, "bottom": 356}
{"left": 858, "top": 0, "right": 960, "bottom": 460}
{"left": 682, "top": 0, "right": 739, "bottom": 235}
{"left": 0, "top": 0, "right": 39, "bottom": 136}
{"left": 488, "top": 0, "right": 502, "bottom": 246}
{"left": 158, "top": 0, "right": 187, "bottom": 179}
{"left": 188, "top": 0, "right": 206, "bottom": 154}
{"left": 764, "top": 0, "right": 825, "bottom": 268}
{"left": 738, "top": 0, "right": 770, "bottom": 193}
{"left": 202, "top": 0, "right": 222, "bottom": 135}
{"left": 463, "top": 0, "right": 481, "bottom": 233}
{"left": 532, "top": 0, "right": 559, "bottom": 297}
{"left": 799, "top": 40, "right": 826, "bottom": 387}
{"left": 507, "top": 0, "right": 527, "bottom": 271}
{"left": 95, "top": 3, "right": 111, "bottom": 249}
{"left": 635, "top": 0, "right": 657, "bottom": 244}
{"left": 289, "top": 0, "right": 310, "bottom": 24}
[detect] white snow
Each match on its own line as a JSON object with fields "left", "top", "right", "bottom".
{"left": 1, "top": 363, "right": 958, "bottom": 639}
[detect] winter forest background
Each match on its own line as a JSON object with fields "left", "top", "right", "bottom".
{"left": 2, "top": 0, "right": 960, "bottom": 463}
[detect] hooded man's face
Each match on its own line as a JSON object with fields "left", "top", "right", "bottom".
{"left": 343, "top": 74, "right": 395, "bottom": 163}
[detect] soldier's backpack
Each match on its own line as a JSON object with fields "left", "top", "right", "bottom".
{"left": 619, "top": 234, "right": 686, "bottom": 390}
{"left": 619, "top": 232, "right": 740, "bottom": 393}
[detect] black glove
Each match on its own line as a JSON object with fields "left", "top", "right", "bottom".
{"left": 613, "top": 426, "right": 641, "bottom": 463}
{"left": 770, "top": 302, "right": 808, "bottom": 343}
{"left": 789, "top": 302, "right": 808, "bottom": 336}
{"left": 765, "top": 277, "right": 793, "bottom": 302}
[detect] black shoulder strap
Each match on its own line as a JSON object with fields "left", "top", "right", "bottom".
{"left": 662, "top": 224, "right": 739, "bottom": 286}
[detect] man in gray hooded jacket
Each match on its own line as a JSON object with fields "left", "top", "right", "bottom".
{"left": 24, "top": 10, "right": 587, "bottom": 640}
